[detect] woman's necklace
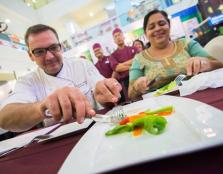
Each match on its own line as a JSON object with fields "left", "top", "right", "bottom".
{"left": 147, "top": 41, "right": 176, "bottom": 60}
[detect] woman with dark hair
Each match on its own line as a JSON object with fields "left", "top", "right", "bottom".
{"left": 128, "top": 9, "right": 223, "bottom": 99}
{"left": 133, "top": 39, "right": 145, "bottom": 52}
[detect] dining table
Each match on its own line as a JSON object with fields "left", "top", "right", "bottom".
{"left": 0, "top": 87, "right": 223, "bottom": 174}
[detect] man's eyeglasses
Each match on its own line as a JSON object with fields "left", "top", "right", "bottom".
{"left": 31, "top": 43, "right": 62, "bottom": 57}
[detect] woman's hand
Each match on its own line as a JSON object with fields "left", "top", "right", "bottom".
{"left": 186, "top": 57, "right": 212, "bottom": 76}
{"left": 133, "top": 77, "right": 149, "bottom": 94}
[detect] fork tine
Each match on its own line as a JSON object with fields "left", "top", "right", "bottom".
{"left": 176, "top": 75, "right": 185, "bottom": 81}
{"left": 175, "top": 77, "right": 182, "bottom": 83}
{"left": 93, "top": 105, "right": 127, "bottom": 123}
{"left": 112, "top": 105, "right": 126, "bottom": 122}
{"left": 175, "top": 74, "right": 186, "bottom": 85}
{"left": 107, "top": 105, "right": 125, "bottom": 123}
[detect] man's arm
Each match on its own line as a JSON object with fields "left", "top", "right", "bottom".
{"left": 0, "top": 102, "right": 44, "bottom": 132}
{"left": 0, "top": 87, "right": 96, "bottom": 132}
{"left": 115, "top": 59, "right": 133, "bottom": 72}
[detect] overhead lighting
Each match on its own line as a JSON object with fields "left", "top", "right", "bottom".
{"left": 105, "top": 3, "right": 115, "bottom": 10}
{"left": 89, "top": 12, "right": 94, "bottom": 17}
{"left": 27, "top": 3, "right": 31, "bottom": 7}
{"left": 5, "top": 19, "right": 11, "bottom": 23}
{"left": 65, "top": 22, "right": 76, "bottom": 35}
{"left": 32, "top": 0, "right": 36, "bottom": 3}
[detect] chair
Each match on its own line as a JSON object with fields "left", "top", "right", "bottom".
{"left": 204, "top": 35, "right": 223, "bottom": 62}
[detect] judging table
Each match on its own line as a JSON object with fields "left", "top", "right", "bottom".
{"left": 0, "top": 87, "right": 223, "bottom": 174}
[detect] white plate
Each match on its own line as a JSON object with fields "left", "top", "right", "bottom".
{"left": 59, "top": 95, "right": 223, "bottom": 174}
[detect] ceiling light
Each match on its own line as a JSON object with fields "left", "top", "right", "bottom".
{"left": 105, "top": 3, "right": 115, "bottom": 10}
{"left": 32, "top": 0, "right": 36, "bottom": 3}
{"left": 27, "top": 3, "right": 31, "bottom": 7}
{"left": 89, "top": 12, "right": 94, "bottom": 17}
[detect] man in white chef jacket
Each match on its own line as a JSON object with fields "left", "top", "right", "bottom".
{"left": 0, "top": 24, "right": 122, "bottom": 132}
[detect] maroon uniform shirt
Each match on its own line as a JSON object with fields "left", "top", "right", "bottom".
{"left": 109, "top": 46, "right": 138, "bottom": 80}
{"left": 95, "top": 56, "right": 113, "bottom": 78}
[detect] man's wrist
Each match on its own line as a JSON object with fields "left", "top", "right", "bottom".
{"left": 37, "top": 101, "right": 48, "bottom": 119}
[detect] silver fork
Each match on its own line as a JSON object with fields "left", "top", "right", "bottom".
{"left": 92, "top": 105, "right": 126, "bottom": 123}
{"left": 174, "top": 74, "right": 186, "bottom": 86}
{"left": 0, "top": 134, "right": 52, "bottom": 158}
{"left": 45, "top": 106, "right": 126, "bottom": 124}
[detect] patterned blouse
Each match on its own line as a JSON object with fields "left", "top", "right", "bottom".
{"left": 129, "top": 39, "right": 211, "bottom": 93}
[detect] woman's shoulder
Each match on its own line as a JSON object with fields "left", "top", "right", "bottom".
{"left": 174, "top": 38, "right": 197, "bottom": 53}
{"left": 175, "top": 38, "right": 200, "bottom": 48}
{"left": 175, "top": 38, "right": 189, "bottom": 47}
{"left": 134, "top": 50, "right": 148, "bottom": 61}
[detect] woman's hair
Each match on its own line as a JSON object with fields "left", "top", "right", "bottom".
{"left": 145, "top": 42, "right": 151, "bottom": 48}
{"left": 143, "top": 9, "right": 170, "bottom": 32}
{"left": 133, "top": 39, "right": 145, "bottom": 50}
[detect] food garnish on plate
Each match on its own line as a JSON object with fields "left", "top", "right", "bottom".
{"left": 105, "top": 106, "right": 174, "bottom": 137}
{"left": 153, "top": 81, "right": 177, "bottom": 96}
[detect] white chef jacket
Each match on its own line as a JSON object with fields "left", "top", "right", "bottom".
{"left": 1, "top": 58, "right": 104, "bottom": 125}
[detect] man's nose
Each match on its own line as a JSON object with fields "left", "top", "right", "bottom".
{"left": 45, "top": 50, "right": 54, "bottom": 59}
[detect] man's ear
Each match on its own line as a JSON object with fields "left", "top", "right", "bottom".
{"left": 27, "top": 51, "right": 35, "bottom": 61}
{"left": 61, "top": 47, "right": 64, "bottom": 54}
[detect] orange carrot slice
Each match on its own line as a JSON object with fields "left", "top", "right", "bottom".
{"left": 119, "top": 113, "right": 147, "bottom": 125}
{"left": 157, "top": 111, "right": 173, "bottom": 116}
{"left": 129, "top": 115, "right": 145, "bottom": 122}
{"left": 119, "top": 117, "right": 129, "bottom": 125}
{"left": 133, "top": 127, "right": 143, "bottom": 136}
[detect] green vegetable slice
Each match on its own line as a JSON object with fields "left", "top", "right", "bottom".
{"left": 105, "top": 116, "right": 167, "bottom": 136}
{"left": 154, "top": 81, "right": 177, "bottom": 96}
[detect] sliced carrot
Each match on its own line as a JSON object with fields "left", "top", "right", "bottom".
{"left": 119, "top": 117, "right": 129, "bottom": 125}
{"left": 120, "top": 113, "right": 148, "bottom": 125}
{"left": 119, "top": 110, "right": 172, "bottom": 125}
{"left": 129, "top": 115, "right": 145, "bottom": 122}
{"left": 133, "top": 127, "right": 143, "bottom": 136}
{"left": 157, "top": 111, "right": 173, "bottom": 116}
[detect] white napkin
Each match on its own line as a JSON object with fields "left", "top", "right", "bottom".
{"left": 40, "top": 119, "right": 93, "bottom": 142}
{"left": 179, "top": 68, "right": 223, "bottom": 96}
{"left": 0, "top": 124, "right": 60, "bottom": 154}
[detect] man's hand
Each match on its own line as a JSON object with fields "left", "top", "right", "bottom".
{"left": 40, "top": 87, "right": 95, "bottom": 124}
{"left": 94, "top": 78, "right": 122, "bottom": 105}
{"left": 186, "top": 57, "right": 212, "bottom": 76}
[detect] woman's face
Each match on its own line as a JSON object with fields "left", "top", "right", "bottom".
{"left": 145, "top": 13, "right": 170, "bottom": 48}
{"left": 133, "top": 41, "right": 144, "bottom": 52}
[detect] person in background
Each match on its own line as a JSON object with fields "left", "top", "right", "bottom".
{"left": 110, "top": 28, "right": 138, "bottom": 102}
{"left": 128, "top": 9, "right": 223, "bottom": 100}
{"left": 133, "top": 39, "right": 145, "bottom": 52}
{"left": 92, "top": 43, "right": 115, "bottom": 78}
{"left": 0, "top": 24, "right": 122, "bottom": 132}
